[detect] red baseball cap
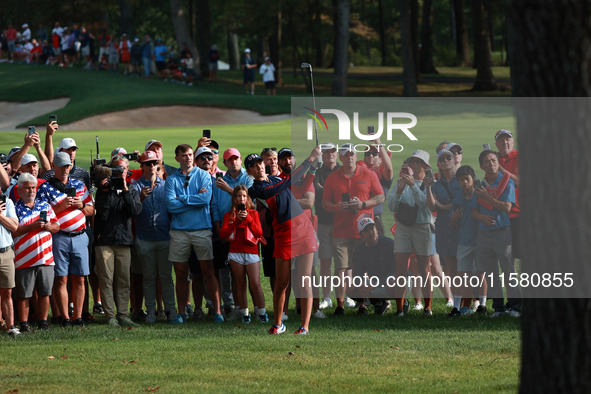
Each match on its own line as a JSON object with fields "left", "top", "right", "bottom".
{"left": 140, "top": 150, "right": 159, "bottom": 163}
{"left": 223, "top": 148, "right": 241, "bottom": 161}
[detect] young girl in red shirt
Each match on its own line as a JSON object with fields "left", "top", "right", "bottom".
{"left": 220, "top": 185, "right": 267, "bottom": 323}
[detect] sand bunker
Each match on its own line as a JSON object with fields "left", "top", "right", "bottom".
{"left": 0, "top": 98, "right": 70, "bottom": 131}
{"left": 0, "top": 99, "right": 289, "bottom": 131}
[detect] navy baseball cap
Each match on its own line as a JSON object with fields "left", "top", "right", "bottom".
{"left": 278, "top": 148, "right": 294, "bottom": 160}
{"left": 244, "top": 153, "right": 263, "bottom": 169}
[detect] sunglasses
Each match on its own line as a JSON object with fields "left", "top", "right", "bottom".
{"left": 364, "top": 152, "right": 379, "bottom": 157}
{"left": 210, "top": 149, "right": 219, "bottom": 154}
{"left": 142, "top": 161, "right": 158, "bottom": 167}
{"left": 451, "top": 150, "right": 463, "bottom": 155}
{"left": 199, "top": 156, "right": 214, "bottom": 161}
{"left": 262, "top": 147, "right": 277, "bottom": 154}
{"left": 184, "top": 175, "right": 190, "bottom": 188}
{"left": 438, "top": 156, "right": 453, "bottom": 162}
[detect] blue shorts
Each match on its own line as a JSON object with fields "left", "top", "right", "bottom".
{"left": 52, "top": 231, "right": 90, "bottom": 276}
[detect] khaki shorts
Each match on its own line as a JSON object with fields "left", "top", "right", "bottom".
{"left": 332, "top": 238, "right": 362, "bottom": 271}
{"left": 0, "top": 248, "right": 15, "bottom": 289}
{"left": 169, "top": 230, "right": 214, "bottom": 262}
{"left": 317, "top": 224, "right": 334, "bottom": 260}
{"left": 393, "top": 222, "right": 431, "bottom": 256}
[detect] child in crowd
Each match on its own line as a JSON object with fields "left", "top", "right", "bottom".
{"left": 220, "top": 185, "right": 267, "bottom": 323}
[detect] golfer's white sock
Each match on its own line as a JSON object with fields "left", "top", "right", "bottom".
{"left": 258, "top": 308, "right": 266, "bottom": 316}
{"left": 479, "top": 296, "right": 487, "bottom": 305}
{"left": 454, "top": 296, "right": 462, "bottom": 310}
{"left": 241, "top": 308, "right": 249, "bottom": 316}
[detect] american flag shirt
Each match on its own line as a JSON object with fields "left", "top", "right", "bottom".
{"left": 37, "top": 178, "right": 92, "bottom": 232}
{"left": 14, "top": 200, "right": 57, "bottom": 269}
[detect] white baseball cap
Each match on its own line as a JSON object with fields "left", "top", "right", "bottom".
{"left": 357, "top": 217, "right": 375, "bottom": 234}
{"left": 195, "top": 147, "right": 213, "bottom": 157}
{"left": 58, "top": 137, "right": 78, "bottom": 150}
{"left": 408, "top": 150, "right": 430, "bottom": 167}
{"left": 244, "top": 48, "right": 251, "bottom": 53}
{"left": 20, "top": 153, "right": 38, "bottom": 165}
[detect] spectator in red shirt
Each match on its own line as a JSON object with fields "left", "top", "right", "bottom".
{"left": 219, "top": 185, "right": 267, "bottom": 324}
{"left": 495, "top": 129, "right": 520, "bottom": 259}
{"left": 322, "top": 143, "right": 385, "bottom": 316}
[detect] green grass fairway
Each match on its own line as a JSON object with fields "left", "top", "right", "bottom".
{"left": 0, "top": 310, "right": 520, "bottom": 392}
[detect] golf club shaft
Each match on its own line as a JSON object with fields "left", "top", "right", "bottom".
{"left": 309, "top": 67, "right": 319, "bottom": 146}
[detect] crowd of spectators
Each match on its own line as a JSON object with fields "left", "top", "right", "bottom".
{"left": 1, "top": 22, "right": 278, "bottom": 90}
{"left": 0, "top": 22, "right": 197, "bottom": 85}
{"left": 0, "top": 119, "right": 521, "bottom": 336}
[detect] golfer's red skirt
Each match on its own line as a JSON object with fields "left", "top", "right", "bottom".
{"left": 273, "top": 213, "right": 318, "bottom": 260}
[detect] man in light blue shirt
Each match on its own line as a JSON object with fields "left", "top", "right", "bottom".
{"left": 165, "top": 144, "right": 223, "bottom": 324}
{"left": 132, "top": 151, "right": 176, "bottom": 323}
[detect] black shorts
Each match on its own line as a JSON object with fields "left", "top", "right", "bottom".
{"left": 243, "top": 71, "right": 255, "bottom": 84}
{"left": 213, "top": 240, "right": 230, "bottom": 270}
{"left": 261, "top": 238, "right": 276, "bottom": 278}
{"left": 131, "top": 57, "right": 142, "bottom": 66}
{"left": 265, "top": 81, "right": 276, "bottom": 89}
{"left": 156, "top": 61, "right": 166, "bottom": 71}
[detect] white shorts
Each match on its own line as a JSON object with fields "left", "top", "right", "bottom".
{"left": 228, "top": 252, "right": 259, "bottom": 266}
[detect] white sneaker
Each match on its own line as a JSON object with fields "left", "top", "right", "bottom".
{"left": 472, "top": 300, "right": 481, "bottom": 312}
{"left": 413, "top": 302, "right": 424, "bottom": 311}
{"left": 313, "top": 309, "right": 326, "bottom": 319}
{"left": 319, "top": 298, "right": 332, "bottom": 309}
{"left": 146, "top": 310, "right": 157, "bottom": 323}
{"left": 7, "top": 327, "right": 21, "bottom": 337}
{"left": 446, "top": 299, "right": 454, "bottom": 308}
{"left": 345, "top": 297, "right": 356, "bottom": 308}
{"left": 281, "top": 312, "right": 289, "bottom": 321}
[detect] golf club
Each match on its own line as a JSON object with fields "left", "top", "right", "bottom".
{"left": 301, "top": 62, "right": 319, "bottom": 147}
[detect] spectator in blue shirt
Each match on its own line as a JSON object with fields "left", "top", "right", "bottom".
{"left": 132, "top": 151, "right": 176, "bottom": 323}
{"left": 153, "top": 39, "right": 168, "bottom": 79}
{"left": 141, "top": 35, "right": 154, "bottom": 78}
{"left": 473, "top": 150, "right": 521, "bottom": 317}
{"left": 165, "top": 144, "right": 223, "bottom": 324}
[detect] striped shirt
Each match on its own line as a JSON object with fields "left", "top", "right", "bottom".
{"left": 37, "top": 178, "right": 93, "bottom": 232}
{"left": 42, "top": 165, "right": 94, "bottom": 194}
{"left": 14, "top": 200, "right": 57, "bottom": 269}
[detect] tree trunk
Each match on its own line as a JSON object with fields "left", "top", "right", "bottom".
{"left": 331, "top": 0, "right": 350, "bottom": 97}
{"left": 169, "top": 0, "right": 200, "bottom": 75}
{"left": 314, "top": 0, "right": 324, "bottom": 67}
{"left": 419, "top": 0, "right": 438, "bottom": 74}
{"left": 399, "top": 0, "right": 418, "bottom": 96}
{"left": 472, "top": 0, "right": 496, "bottom": 90}
{"left": 410, "top": 0, "right": 420, "bottom": 82}
{"left": 275, "top": 1, "right": 283, "bottom": 85}
{"left": 378, "top": 0, "right": 387, "bottom": 66}
{"left": 507, "top": 0, "right": 591, "bottom": 392}
{"left": 195, "top": 0, "right": 211, "bottom": 78}
{"left": 118, "top": 0, "right": 133, "bottom": 36}
{"left": 452, "top": 0, "right": 471, "bottom": 66}
{"left": 226, "top": 17, "right": 240, "bottom": 71}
